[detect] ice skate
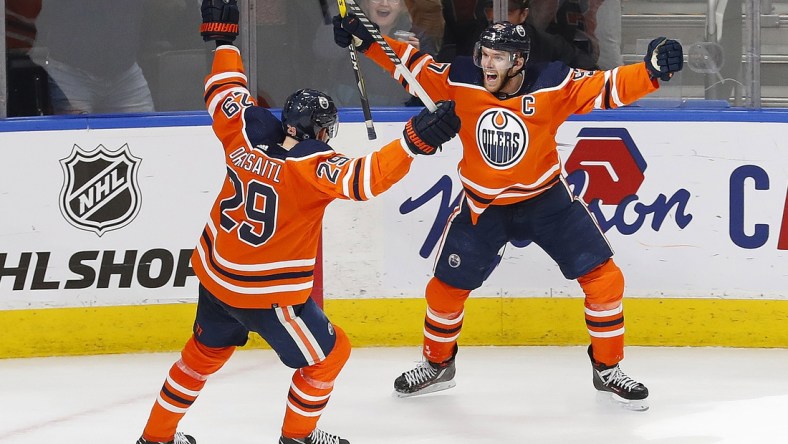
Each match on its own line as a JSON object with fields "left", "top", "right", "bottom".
{"left": 136, "top": 432, "right": 196, "bottom": 444}
{"left": 279, "top": 428, "right": 349, "bottom": 444}
{"left": 588, "top": 345, "right": 649, "bottom": 411}
{"left": 394, "top": 356, "right": 456, "bottom": 398}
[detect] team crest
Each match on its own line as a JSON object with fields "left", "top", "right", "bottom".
{"left": 476, "top": 108, "right": 528, "bottom": 169}
{"left": 59, "top": 144, "right": 142, "bottom": 236}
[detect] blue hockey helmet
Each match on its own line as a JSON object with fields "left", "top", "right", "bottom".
{"left": 473, "top": 21, "right": 531, "bottom": 68}
{"left": 281, "top": 89, "right": 338, "bottom": 141}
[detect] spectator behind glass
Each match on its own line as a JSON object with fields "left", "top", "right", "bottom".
{"left": 312, "top": 0, "right": 438, "bottom": 107}
{"left": 31, "top": 0, "right": 154, "bottom": 114}
{"left": 440, "top": 0, "right": 597, "bottom": 69}
{"left": 594, "top": 0, "right": 623, "bottom": 70}
{"left": 437, "top": 0, "right": 484, "bottom": 62}
{"left": 5, "top": 0, "right": 48, "bottom": 117}
{"left": 255, "top": 1, "right": 325, "bottom": 108}
{"left": 528, "top": 0, "right": 610, "bottom": 69}
{"left": 365, "top": 0, "right": 440, "bottom": 55}
{"left": 486, "top": 0, "right": 598, "bottom": 69}
{"left": 6, "top": 0, "right": 41, "bottom": 54}
{"left": 404, "top": 0, "right": 445, "bottom": 48}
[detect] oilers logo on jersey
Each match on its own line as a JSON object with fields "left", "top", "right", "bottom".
{"left": 475, "top": 108, "right": 528, "bottom": 169}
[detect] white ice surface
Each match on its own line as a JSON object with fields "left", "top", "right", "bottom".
{"left": 1, "top": 346, "right": 787, "bottom": 443}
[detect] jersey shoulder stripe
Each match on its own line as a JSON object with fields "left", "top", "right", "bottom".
{"left": 204, "top": 80, "right": 246, "bottom": 104}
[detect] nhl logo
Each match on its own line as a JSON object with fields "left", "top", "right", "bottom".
{"left": 59, "top": 144, "right": 142, "bottom": 236}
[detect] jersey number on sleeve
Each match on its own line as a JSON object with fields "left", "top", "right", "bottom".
{"left": 316, "top": 155, "right": 351, "bottom": 184}
{"left": 221, "top": 92, "right": 254, "bottom": 119}
{"left": 220, "top": 168, "right": 278, "bottom": 246}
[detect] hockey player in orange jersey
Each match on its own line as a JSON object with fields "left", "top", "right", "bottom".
{"left": 134, "top": 2, "right": 459, "bottom": 444}
{"left": 334, "top": 16, "right": 683, "bottom": 410}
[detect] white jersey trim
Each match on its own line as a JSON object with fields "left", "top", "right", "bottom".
{"left": 342, "top": 158, "right": 358, "bottom": 198}
{"left": 458, "top": 162, "right": 561, "bottom": 196}
{"left": 206, "top": 220, "right": 315, "bottom": 271}
{"left": 195, "top": 243, "right": 314, "bottom": 295}
{"left": 207, "top": 86, "right": 248, "bottom": 116}
{"left": 363, "top": 153, "right": 375, "bottom": 199}
{"left": 204, "top": 71, "right": 248, "bottom": 92}
{"left": 611, "top": 67, "right": 625, "bottom": 107}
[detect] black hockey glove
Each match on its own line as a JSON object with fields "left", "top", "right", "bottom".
{"left": 333, "top": 13, "right": 376, "bottom": 53}
{"left": 403, "top": 101, "right": 461, "bottom": 156}
{"left": 200, "top": 0, "right": 239, "bottom": 44}
{"left": 644, "top": 37, "right": 683, "bottom": 81}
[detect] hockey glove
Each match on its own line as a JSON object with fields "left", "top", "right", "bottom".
{"left": 644, "top": 37, "right": 683, "bottom": 81}
{"left": 200, "top": 0, "right": 239, "bottom": 43}
{"left": 333, "top": 13, "right": 376, "bottom": 53}
{"left": 403, "top": 101, "right": 461, "bottom": 156}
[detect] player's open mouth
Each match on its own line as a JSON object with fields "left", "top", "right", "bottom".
{"left": 375, "top": 8, "right": 391, "bottom": 18}
{"left": 485, "top": 72, "right": 498, "bottom": 83}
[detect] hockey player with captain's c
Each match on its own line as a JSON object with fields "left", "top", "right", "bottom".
{"left": 134, "top": 2, "right": 460, "bottom": 444}
{"left": 334, "top": 15, "right": 683, "bottom": 411}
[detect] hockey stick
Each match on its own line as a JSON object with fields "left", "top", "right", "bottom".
{"left": 343, "top": 0, "right": 437, "bottom": 111}
{"left": 338, "top": 0, "right": 376, "bottom": 140}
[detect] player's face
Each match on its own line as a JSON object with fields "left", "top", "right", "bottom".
{"left": 479, "top": 47, "right": 517, "bottom": 92}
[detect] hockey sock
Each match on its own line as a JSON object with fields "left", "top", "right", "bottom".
{"left": 282, "top": 325, "right": 351, "bottom": 438}
{"left": 578, "top": 259, "right": 625, "bottom": 365}
{"left": 141, "top": 335, "right": 234, "bottom": 442}
{"left": 423, "top": 277, "right": 470, "bottom": 363}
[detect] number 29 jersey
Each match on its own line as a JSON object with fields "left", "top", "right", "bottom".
{"left": 193, "top": 45, "right": 416, "bottom": 309}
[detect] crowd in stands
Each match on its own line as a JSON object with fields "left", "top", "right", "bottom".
{"left": 4, "top": 0, "right": 623, "bottom": 116}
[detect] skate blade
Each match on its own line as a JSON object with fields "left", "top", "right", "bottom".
{"left": 596, "top": 391, "right": 649, "bottom": 411}
{"left": 393, "top": 380, "right": 457, "bottom": 398}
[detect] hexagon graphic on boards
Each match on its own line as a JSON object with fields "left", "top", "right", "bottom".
{"left": 564, "top": 128, "right": 646, "bottom": 205}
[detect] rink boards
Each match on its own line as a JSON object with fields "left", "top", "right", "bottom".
{"left": 1, "top": 108, "right": 786, "bottom": 357}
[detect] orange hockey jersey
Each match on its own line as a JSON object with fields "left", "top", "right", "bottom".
{"left": 193, "top": 45, "right": 415, "bottom": 309}
{"left": 364, "top": 39, "right": 659, "bottom": 222}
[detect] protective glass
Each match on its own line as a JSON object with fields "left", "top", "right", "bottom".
{"left": 472, "top": 43, "right": 517, "bottom": 70}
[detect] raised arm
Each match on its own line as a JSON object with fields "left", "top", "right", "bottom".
{"left": 332, "top": 12, "right": 454, "bottom": 105}
{"left": 291, "top": 100, "right": 461, "bottom": 201}
{"left": 200, "top": 0, "right": 282, "bottom": 152}
{"left": 559, "top": 37, "right": 683, "bottom": 116}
